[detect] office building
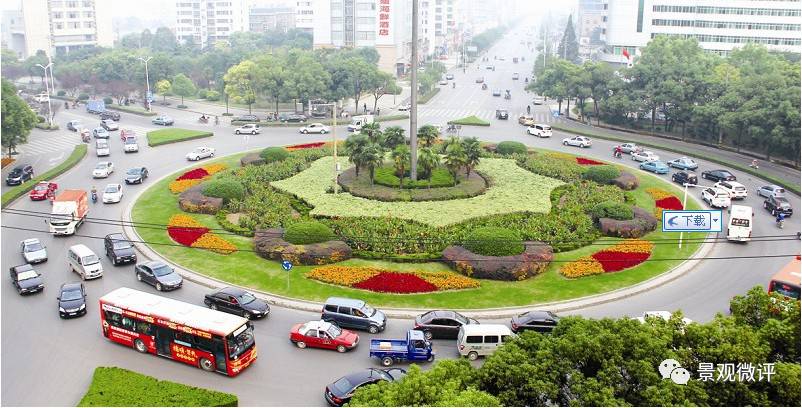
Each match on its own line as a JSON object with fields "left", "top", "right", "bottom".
{"left": 249, "top": 6, "right": 296, "bottom": 33}
{"left": 296, "top": 0, "right": 315, "bottom": 34}
{"left": 2, "top": 0, "right": 113, "bottom": 59}
{"left": 174, "top": 0, "right": 249, "bottom": 48}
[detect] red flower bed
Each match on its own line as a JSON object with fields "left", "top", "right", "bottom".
{"left": 655, "top": 196, "right": 683, "bottom": 211}
{"left": 176, "top": 168, "right": 210, "bottom": 181}
{"left": 576, "top": 157, "right": 605, "bottom": 165}
{"left": 353, "top": 272, "right": 438, "bottom": 294}
{"left": 592, "top": 251, "right": 652, "bottom": 272}
{"left": 167, "top": 226, "right": 210, "bottom": 246}
{"left": 287, "top": 142, "right": 326, "bottom": 150}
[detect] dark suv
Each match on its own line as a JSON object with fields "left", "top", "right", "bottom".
{"left": 322, "top": 297, "right": 386, "bottom": 334}
{"left": 510, "top": 310, "right": 561, "bottom": 333}
{"left": 495, "top": 109, "right": 509, "bottom": 120}
{"left": 413, "top": 310, "right": 478, "bottom": 340}
{"left": 764, "top": 195, "right": 793, "bottom": 217}
{"left": 671, "top": 171, "right": 698, "bottom": 186}
{"left": 104, "top": 233, "right": 137, "bottom": 265}
{"left": 6, "top": 164, "right": 33, "bottom": 186}
{"left": 100, "top": 111, "right": 120, "bottom": 121}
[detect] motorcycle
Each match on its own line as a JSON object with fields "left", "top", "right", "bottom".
{"left": 614, "top": 149, "right": 623, "bottom": 159}
{"left": 481, "top": 83, "right": 488, "bottom": 90}
{"left": 749, "top": 159, "right": 759, "bottom": 169}
{"left": 198, "top": 116, "right": 209, "bottom": 124}
{"left": 777, "top": 218, "right": 785, "bottom": 229}
{"left": 91, "top": 191, "right": 98, "bottom": 204}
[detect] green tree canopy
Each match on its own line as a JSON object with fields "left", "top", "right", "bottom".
{"left": 1, "top": 79, "right": 37, "bottom": 156}
{"left": 171, "top": 73, "right": 196, "bottom": 105}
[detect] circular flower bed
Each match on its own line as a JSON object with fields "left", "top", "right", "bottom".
{"left": 307, "top": 266, "right": 480, "bottom": 294}
{"left": 167, "top": 214, "right": 237, "bottom": 255}
{"left": 560, "top": 239, "right": 655, "bottom": 278}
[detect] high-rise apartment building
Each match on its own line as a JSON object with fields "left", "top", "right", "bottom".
{"left": 249, "top": 6, "right": 296, "bottom": 33}
{"left": 174, "top": 0, "right": 249, "bottom": 48}
{"left": 296, "top": 0, "right": 315, "bottom": 34}
{"left": 2, "top": 0, "right": 113, "bottom": 59}
{"left": 601, "top": 0, "right": 801, "bottom": 64}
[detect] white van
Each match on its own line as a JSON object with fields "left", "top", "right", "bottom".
{"left": 96, "top": 139, "right": 110, "bottom": 157}
{"left": 727, "top": 205, "right": 753, "bottom": 242}
{"left": 457, "top": 324, "right": 515, "bottom": 360}
{"left": 68, "top": 244, "right": 103, "bottom": 280}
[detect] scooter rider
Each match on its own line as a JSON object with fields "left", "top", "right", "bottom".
{"left": 91, "top": 186, "right": 98, "bottom": 203}
{"left": 614, "top": 146, "right": 623, "bottom": 158}
{"left": 776, "top": 211, "right": 786, "bottom": 228}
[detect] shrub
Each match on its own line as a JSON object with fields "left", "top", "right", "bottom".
{"left": 221, "top": 112, "right": 234, "bottom": 116}
{"left": 284, "top": 220, "right": 337, "bottom": 245}
{"left": 496, "top": 141, "right": 527, "bottom": 156}
{"left": 205, "top": 90, "right": 221, "bottom": 101}
{"left": 582, "top": 165, "right": 621, "bottom": 184}
{"left": 177, "top": 104, "right": 188, "bottom": 109}
{"left": 103, "top": 97, "right": 113, "bottom": 105}
{"left": 197, "top": 89, "right": 208, "bottom": 99}
{"left": 36, "top": 115, "right": 45, "bottom": 123}
{"left": 56, "top": 90, "right": 66, "bottom": 96}
{"left": 464, "top": 227, "right": 524, "bottom": 257}
{"left": 78, "top": 93, "right": 89, "bottom": 101}
{"left": 260, "top": 147, "right": 290, "bottom": 163}
{"left": 589, "top": 200, "right": 634, "bottom": 221}
{"left": 254, "top": 228, "right": 352, "bottom": 265}
{"left": 202, "top": 179, "right": 244, "bottom": 203}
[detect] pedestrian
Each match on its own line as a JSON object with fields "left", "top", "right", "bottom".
{"left": 363, "top": 103, "right": 367, "bottom": 114}
{"left": 526, "top": 105, "right": 531, "bottom": 114}
{"left": 376, "top": 108, "right": 380, "bottom": 116}
{"left": 214, "top": 116, "right": 219, "bottom": 125}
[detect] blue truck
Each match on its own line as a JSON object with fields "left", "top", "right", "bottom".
{"left": 85, "top": 100, "right": 106, "bottom": 114}
{"left": 369, "top": 330, "right": 435, "bottom": 367}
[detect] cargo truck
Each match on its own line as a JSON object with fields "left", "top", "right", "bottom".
{"left": 49, "top": 190, "right": 88, "bottom": 235}
{"left": 347, "top": 115, "right": 374, "bottom": 132}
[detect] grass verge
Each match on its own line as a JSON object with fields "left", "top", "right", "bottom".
{"left": 108, "top": 104, "right": 157, "bottom": 116}
{"left": 448, "top": 115, "right": 491, "bottom": 126}
{"left": 147, "top": 128, "right": 213, "bottom": 147}
{"left": 552, "top": 124, "right": 800, "bottom": 195}
{"left": 1, "top": 144, "right": 87, "bottom": 208}
{"left": 132, "top": 147, "right": 704, "bottom": 309}
{"left": 418, "top": 88, "right": 440, "bottom": 104}
{"left": 78, "top": 367, "right": 237, "bottom": 407}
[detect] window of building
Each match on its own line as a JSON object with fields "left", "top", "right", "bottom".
{"left": 68, "top": 12, "right": 78, "bottom": 18}
{"left": 84, "top": 21, "right": 94, "bottom": 28}
{"left": 55, "top": 22, "right": 64, "bottom": 29}
{"left": 357, "top": 30, "right": 375, "bottom": 40}
{"left": 52, "top": 12, "right": 64, "bottom": 19}
{"left": 357, "top": 17, "right": 374, "bottom": 25}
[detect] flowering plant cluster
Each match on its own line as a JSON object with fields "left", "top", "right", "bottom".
{"left": 646, "top": 188, "right": 683, "bottom": 218}
{"left": 286, "top": 142, "right": 327, "bottom": 151}
{"left": 307, "top": 266, "right": 479, "bottom": 294}
{"left": 575, "top": 157, "right": 605, "bottom": 165}
{"left": 168, "top": 164, "right": 229, "bottom": 194}
{"left": 166, "top": 214, "right": 237, "bottom": 255}
{"left": 561, "top": 239, "right": 654, "bottom": 278}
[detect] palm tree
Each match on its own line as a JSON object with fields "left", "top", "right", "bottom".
{"left": 360, "top": 122, "right": 383, "bottom": 145}
{"left": 461, "top": 137, "right": 482, "bottom": 177}
{"left": 442, "top": 135, "right": 461, "bottom": 151}
{"left": 444, "top": 142, "right": 467, "bottom": 186}
{"left": 362, "top": 143, "right": 384, "bottom": 186}
{"left": 417, "top": 124, "right": 440, "bottom": 147}
{"left": 391, "top": 144, "right": 411, "bottom": 189}
{"left": 418, "top": 147, "right": 440, "bottom": 189}
{"left": 383, "top": 126, "right": 406, "bottom": 150}
{"left": 344, "top": 133, "right": 369, "bottom": 177}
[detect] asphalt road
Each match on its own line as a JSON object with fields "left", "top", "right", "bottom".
{"left": 2, "top": 26, "right": 800, "bottom": 406}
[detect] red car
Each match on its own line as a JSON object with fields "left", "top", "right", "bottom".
{"left": 290, "top": 320, "right": 359, "bottom": 353}
{"left": 29, "top": 181, "right": 58, "bottom": 201}
{"left": 120, "top": 129, "right": 136, "bottom": 142}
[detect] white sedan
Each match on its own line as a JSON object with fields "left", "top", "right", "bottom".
{"left": 397, "top": 103, "right": 411, "bottom": 111}
{"left": 299, "top": 123, "right": 330, "bottom": 134}
{"left": 186, "top": 147, "right": 215, "bottom": 161}
{"left": 234, "top": 124, "right": 261, "bottom": 135}
{"left": 631, "top": 150, "right": 660, "bottom": 162}
{"left": 92, "top": 161, "right": 114, "bottom": 178}
{"left": 562, "top": 136, "right": 592, "bottom": 148}
{"left": 102, "top": 183, "right": 123, "bottom": 204}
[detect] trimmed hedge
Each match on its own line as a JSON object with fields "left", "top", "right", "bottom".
{"left": 448, "top": 115, "right": 491, "bottom": 126}
{"left": 373, "top": 166, "right": 455, "bottom": 188}
{"left": 583, "top": 165, "right": 621, "bottom": 184}
{"left": 496, "top": 141, "right": 527, "bottom": 155}
{"left": 418, "top": 87, "right": 440, "bottom": 104}
{"left": 2, "top": 144, "right": 87, "bottom": 207}
{"left": 78, "top": 367, "right": 238, "bottom": 407}
{"left": 464, "top": 227, "right": 524, "bottom": 257}
{"left": 147, "top": 128, "right": 212, "bottom": 147}
{"left": 284, "top": 220, "right": 337, "bottom": 245}
{"left": 590, "top": 200, "right": 634, "bottom": 221}
{"left": 260, "top": 147, "right": 290, "bottom": 163}
{"left": 107, "top": 104, "right": 157, "bottom": 116}
{"left": 202, "top": 179, "right": 244, "bottom": 203}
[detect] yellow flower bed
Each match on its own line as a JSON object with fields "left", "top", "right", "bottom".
{"left": 645, "top": 188, "right": 673, "bottom": 200}
{"left": 168, "top": 214, "right": 205, "bottom": 229}
{"left": 608, "top": 239, "right": 654, "bottom": 253}
{"left": 307, "top": 266, "right": 381, "bottom": 286}
{"left": 202, "top": 164, "right": 228, "bottom": 175}
{"left": 418, "top": 271, "right": 481, "bottom": 290}
{"left": 169, "top": 179, "right": 202, "bottom": 194}
{"left": 560, "top": 257, "right": 606, "bottom": 278}
{"left": 190, "top": 232, "right": 238, "bottom": 255}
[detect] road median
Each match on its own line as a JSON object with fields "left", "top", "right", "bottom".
{"left": 1, "top": 144, "right": 87, "bottom": 208}
{"left": 147, "top": 128, "right": 213, "bottom": 147}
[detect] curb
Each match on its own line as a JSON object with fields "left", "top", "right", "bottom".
{"left": 123, "top": 151, "right": 715, "bottom": 319}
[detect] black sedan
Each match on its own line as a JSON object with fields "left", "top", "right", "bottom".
{"left": 234, "top": 114, "right": 260, "bottom": 123}
{"left": 100, "top": 111, "right": 121, "bottom": 121}
{"left": 124, "top": 167, "right": 149, "bottom": 184}
{"left": 58, "top": 282, "right": 87, "bottom": 318}
{"left": 282, "top": 114, "right": 307, "bottom": 123}
{"left": 10, "top": 264, "right": 44, "bottom": 295}
{"left": 6, "top": 164, "right": 33, "bottom": 186}
{"left": 204, "top": 287, "right": 270, "bottom": 319}
{"left": 413, "top": 310, "right": 478, "bottom": 340}
{"left": 104, "top": 233, "right": 137, "bottom": 265}
{"left": 764, "top": 195, "right": 793, "bottom": 217}
{"left": 701, "top": 169, "right": 736, "bottom": 182}
{"left": 671, "top": 171, "right": 698, "bottom": 186}
{"left": 325, "top": 368, "right": 406, "bottom": 406}
{"left": 510, "top": 310, "right": 560, "bottom": 334}
{"left": 135, "top": 261, "right": 182, "bottom": 291}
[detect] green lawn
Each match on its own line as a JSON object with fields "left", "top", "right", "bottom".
{"left": 147, "top": 128, "right": 213, "bottom": 147}
{"left": 78, "top": 367, "right": 237, "bottom": 407}
{"left": 132, "top": 148, "right": 704, "bottom": 309}
{"left": 1, "top": 144, "right": 87, "bottom": 208}
{"left": 448, "top": 115, "right": 491, "bottom": 126}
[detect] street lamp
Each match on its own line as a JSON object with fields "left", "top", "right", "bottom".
{"left": 35, "top": 61, "right": 53, "bottom": 126}
{"left": 138, "top": 56, "right": 152, "bottom": 111}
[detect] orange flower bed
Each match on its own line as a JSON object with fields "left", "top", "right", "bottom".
{"left": 168, "top": 164, "right": 228, "bottom": 194}
{"left": 561, "top": 239, "right": 654, "bottom": 278}
{"left": 191, "top": 233, "right": 238, "bottom": 255}
{"left": 203, "top": 163, "right": 228, "bottom": 175}
{"left": 169, "top": 179, "right": 202, "bottom": 194}
{"left": 168, "top": 214, "right": 204, "bottom": 228}
{"left": 561, "top": 258, "right": 605, "bottom": 278}
{"left": 307, "top": 266, "right": 480, "bottom": 293}
{"left": 166, "top": 214, "right": 236, "bottom": 255}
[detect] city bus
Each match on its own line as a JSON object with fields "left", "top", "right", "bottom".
{"left": 768, "top": 257, "right": 801, "bottom": 301}
{"left": 99, "top": 287, "right": 257, "bottom": 376}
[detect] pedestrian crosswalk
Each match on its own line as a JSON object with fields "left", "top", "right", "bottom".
{"left": 17, "top": 124, "right": 153, "bottom": 158}
{"left": 416, "top": 108, "right": 559, "bottom": 124}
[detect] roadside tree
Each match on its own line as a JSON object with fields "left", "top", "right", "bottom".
{"left": 1, "top": 79, "right": 37, "bottom": 156}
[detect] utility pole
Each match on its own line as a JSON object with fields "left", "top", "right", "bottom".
{"left": 409, "top": 0, "right": 419, "bottom": 180}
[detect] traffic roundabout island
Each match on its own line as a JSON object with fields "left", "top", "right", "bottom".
{"left": 131, "top": 139, "right": 706, "bottom": 309}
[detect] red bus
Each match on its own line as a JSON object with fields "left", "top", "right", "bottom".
{"left": 99, "top": 287, "right": 257, "bottom": 376}
{"left": 768, "top": 257, "right": 801, "bottom": 301}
